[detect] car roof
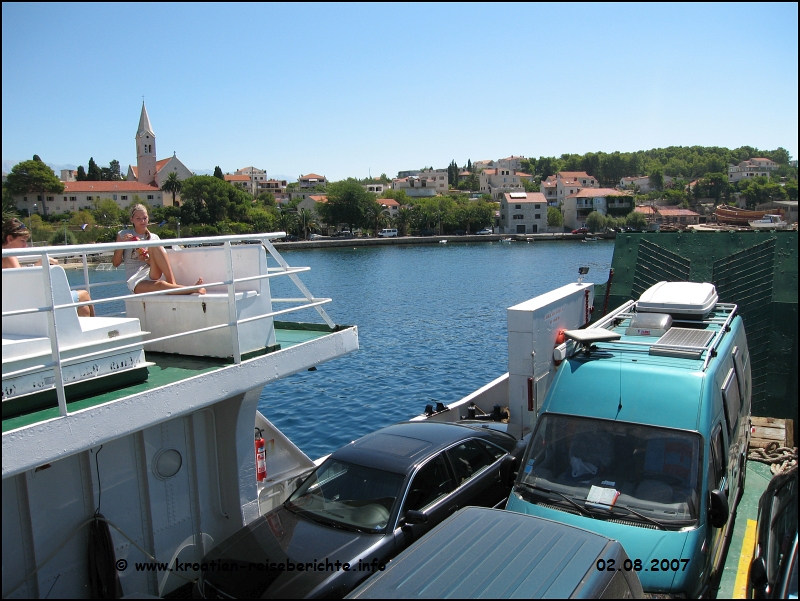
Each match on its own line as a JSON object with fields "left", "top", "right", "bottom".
{"left": 330, "top": 421, "right": 504, "bottom": 475}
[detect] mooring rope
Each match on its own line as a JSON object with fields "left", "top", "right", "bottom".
{"left": 748, "top": 441, "right": 798, "bottom": 475}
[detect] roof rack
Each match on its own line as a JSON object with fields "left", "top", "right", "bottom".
{"left": 573, "top": 301, "right": 738, "bottom": 371}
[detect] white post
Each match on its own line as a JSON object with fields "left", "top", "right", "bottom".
{"left": 224, "top": 241, "right": 242, "bottom": 364}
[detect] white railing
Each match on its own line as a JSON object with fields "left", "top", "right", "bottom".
{"left": 2, "top": 233, "right": 337, "bottom": 417}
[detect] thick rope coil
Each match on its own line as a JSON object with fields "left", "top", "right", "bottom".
{"left": 748, "top": 441, "right": 798, "bottom": 475}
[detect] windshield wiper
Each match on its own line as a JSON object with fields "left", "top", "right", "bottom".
{"left": 517, "top": 482, "right": 594, "bottom": 518}
{"left": 584, "top": 502, "right": 669, "bottom": 531}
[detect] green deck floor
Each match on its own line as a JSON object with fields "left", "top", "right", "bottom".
{"left": 716, "top": 461, "right": 773, "bottom": 598}
{"left": 2, "top": 326, "right": 332, "bottom": 433}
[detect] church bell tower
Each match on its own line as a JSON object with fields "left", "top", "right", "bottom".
{"left": 136, "top": 102, "right": 157, "bottom": 184}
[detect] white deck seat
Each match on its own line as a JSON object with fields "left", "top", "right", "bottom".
{"left": 123, "top": 245, "right": 277, "bottom": 358}
{"left": 2, "top": 265, "right": 148, "bottom": 408}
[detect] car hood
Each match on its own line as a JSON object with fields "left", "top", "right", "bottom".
{"left": 200, "top": 506, "right": 384, "bottom": 598}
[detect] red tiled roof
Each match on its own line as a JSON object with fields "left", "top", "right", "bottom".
{"left": 557, "top": 171, "right": 592, "bottom": 180}
{"left": 635, "top": 206, "right": 657, "bottom": 215}
{"left": 300, "top": 173, "right": 325, "bottom": 179}
{"left": 503, "top": 192, "right": 547, "bottom": 203}
{"left": 308, "top": 195, "right": 328, "bottom": 202}
{"left": 515, "top": 172, "right": 532, "bottom": 177}
{"left": 224, "top": 175, "right": 251, "bottom": 182}
{"left": 379, "top": 198, "right": 400, "bottom": 207}
{"left": 566, "top": 188, "right": 630, "bottom": 199}
{"left": 63, "top": 181, "right": 160, "bottom": 192}
{"left": 657, "top": 207, "right": 699, "bottom": 216}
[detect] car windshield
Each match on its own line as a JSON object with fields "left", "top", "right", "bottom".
{"left": 518, "top": 414, "right": 702, "bottom": 526}
{"left": 285, "top": 460, "right": 404, "bottom": 533}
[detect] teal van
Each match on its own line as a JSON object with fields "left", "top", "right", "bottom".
{"left": 506, "top": 281, "right": 751, "bottom": 597}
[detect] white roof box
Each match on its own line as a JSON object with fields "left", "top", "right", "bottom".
{"left": 637, "top": 282, "right": 718, "bottom": 318}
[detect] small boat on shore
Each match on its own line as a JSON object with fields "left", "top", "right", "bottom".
{"left": 748, "top": 214, "right": 789, "bottom": 230}
{"left": 715, "top": 205, "right": 781, "bottom": 226}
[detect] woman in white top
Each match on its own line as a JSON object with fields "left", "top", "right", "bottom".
{"left": 112, "top": 204, "right": 206, "bottom": 295}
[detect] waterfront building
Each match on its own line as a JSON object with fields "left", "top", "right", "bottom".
{"left": 633, "top": 205, "right": 700, "bottom": 227}
{"left": 299, "top": 173, "right": 328, "bottom": 188}
{"left": 14, "top": 181, "right": 165, "bottom": 215}
{"left": 500, "top": 192, "right": 547, "bottom": 234}
{"left": 754, "top": 200, "right": 798, "bottom": 223}
{"left": 540, "top": 171, "right": 599, "bottom": 206}
{"left": 125, "top": 102, "right": 193, "bottom": 191}
{"left": 231, "top": 166, "right": 270, "bottom": 196}
{"left": 728, "top": 158, "right": 778, "bottom": 183}
{"left": 562, "top": 188, "right": 631, "bottom": 230}
{"left": 224, "top": 174, "right": 252, "bottom": 192}
{"left": 480, "top": 169, "right": 533, "bottom": 200}
{"left": 257, "top": 179, "right": 288, "bottom": 198}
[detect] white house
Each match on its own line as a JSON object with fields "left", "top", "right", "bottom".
{"left": 363, "top": 182, "right": 388, "bottom": 195}
{"left": 562, "top": 187, "right": 631, "bottom": 230}
{"left": 540, "top": 171, "right": 599, "bottom": 205}
{"left": 479, "top": 169, "right": 533, "bottom": 200}
{"left": 298, "top": 173, "right": 328, "bottom": 188}
{"left": 500, "top": 192, "right": 548, "bottom": 234}
{"left": 497, "top": 156, "right": 526, "bottom": 170}
{"left": 619, "top": 175, "right": 674, "bottom": 193}
{"left": 15, "top": 181, "right": 165, "bottom": 216}
{"left": 728, "top": 158, "right": 778, "bottom": 183}
{"left": 391, "top": 169, "right": 447, "bottom": 197}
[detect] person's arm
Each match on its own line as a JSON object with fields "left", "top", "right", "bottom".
{"left": 112, "top": 231, "right": 130, "bottom": 267}
{"left": 2, "top": 256, "right": 22, "bottom": 269}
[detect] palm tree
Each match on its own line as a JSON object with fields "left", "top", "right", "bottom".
{"left": 365, "top": 201, "right": 388, "bottom": 236}
{"left": 277, "top": 209, "right": 298, "bottom": 237}
{"left": 396, "top": 206, "right": 413, "bottom": 237}
{"left": 298, "top": 208, "right": 317, "bottom": 239}
{"left": 161, "top": 172, "right": 183, "bottom": 206}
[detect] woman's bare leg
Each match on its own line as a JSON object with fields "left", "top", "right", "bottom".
{"left": 77, "top": 290, "right": 95, "bottom": 317}
{"left": 146, "top": 246, "right": 176, "bottom": 284}
{"left": 135, "top": 278, "right": 206, "bottom": 296}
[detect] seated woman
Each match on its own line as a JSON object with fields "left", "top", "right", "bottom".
{"left": 112, "top": 205, "right": 205, "bottom": 295}
{"left": 3, "top": 218, "right": 95, "bottom": 317}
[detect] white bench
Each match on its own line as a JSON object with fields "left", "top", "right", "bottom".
{"left": 123, "top": 245, "right": 277, "bottom": 358}
{"left": 2, "top": 266, "right": 147, "bottom": 412}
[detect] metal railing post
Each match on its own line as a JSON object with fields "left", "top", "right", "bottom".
{"left": 224, "top": 241, "right": 242, "bottom": 364}
{"left": 41, "top": 258, "right": 68, "bottom": 416}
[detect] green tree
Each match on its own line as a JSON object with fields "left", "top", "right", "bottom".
{"left": 2, "top": 186, "right": 17, "bottom": 222}
{"left": 395, "top": 206, "right": 413, "bottom": 236}
{"left": 86, "top": 157, "right": 102, "bottom": 181}
{"left": 586, "top": 211, "right": 605, "bottom": 233}
{"left": 100, "top": 159, "right": 121, "bottom": 181}
{"left": 92, "top": 199, "right": 124, "bottom": 226}
{"left": 256, "top": 191, "right": 276, "bottom": 206}
{"left": 365, "top": 201, "right": 389, "bottom": 235}
{"left": 547, "top": 206, "right": 563, "bottom": 228}
{"left": 213, "top": 166, "right": 225, "bottom": 180}
{"left": 297, "top": 208, "right": 317, "bottom": 239}
{"left": 318, "top": 179, "right": 375, "bottom": 232}
{"left": 277, "top": 209, "right": 297, "bottom": 236}
{"left": 160, "top": 172, "right": 183, "bottom": 205}
{"left": 649, "top": 169, "right": 664, "bottom": 191}
{"left": 5, "top": 156, "right": 65, "bottom": 218}
{"left": 179, "top": 175, "right": 249, "bottom": 224}
{"left": 76, "top": 165, "right": 87, "bottom": 181}
{"left": 626, "top": 211, "right": 648, "bottom": 230}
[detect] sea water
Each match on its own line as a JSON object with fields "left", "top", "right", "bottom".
{"left": 69, "top": 239, "right": 614, "bottom": 459}
{"left": 264, "top": 240, "right": 614, "bottom": 458}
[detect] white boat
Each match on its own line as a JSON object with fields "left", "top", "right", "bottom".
{"left": 2, "top": 233, "right": 358, "bottom": 598}
{"left": 748, "top": 214, "right": 789, "bottom": 229}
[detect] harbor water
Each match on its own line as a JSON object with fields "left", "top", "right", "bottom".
{"left": 70, "top": 239, "right": 614, "bottom": 459}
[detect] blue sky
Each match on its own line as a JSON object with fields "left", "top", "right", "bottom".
{"left": 2, "top": 3, "right": 797, "bottom": 181}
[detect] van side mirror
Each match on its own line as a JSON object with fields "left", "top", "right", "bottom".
{"left": 749, "top": 556, "right": 768, "bottom": 592}
{"left": 403, "top": 510, "right": 428, "bottom": 525}
{"left": 708, "top": 489, "right": 729, "bottom": 528}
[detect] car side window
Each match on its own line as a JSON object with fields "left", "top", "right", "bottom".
{"left": 402, "top": 454, "right": 455, "bottom": 514}
{"left": 710, "top": 427, "right": 726, "bottom": 489}
{"left": 447, "top": 439, "right": 495, "bottom": 485}
{"left": 721, "top": 368, "right": 741, "bottom": 438}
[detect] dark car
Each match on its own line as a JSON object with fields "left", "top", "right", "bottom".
{"left": 196, "top": 421, "right": 523, "bottom": 599}
{"left": 280, "top": 234, "right": 299, "bottom": 242}
{"left": 749, "top": 466, "right": 798, "bottom": 599}
{"left": 571, "top": 227, "right": 588, "bottom": 235}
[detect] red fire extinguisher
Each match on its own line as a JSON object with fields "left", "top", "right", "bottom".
{"left": 255, "top": 427, "right": 266, "bottom": 482}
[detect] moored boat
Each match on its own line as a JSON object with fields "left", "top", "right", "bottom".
{"left": 748, "top": 214, "right": 790, "bottom": 230}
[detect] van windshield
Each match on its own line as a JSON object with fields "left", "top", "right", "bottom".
{"left": 518, "top": 414, "right": 702, "bottom": 525}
